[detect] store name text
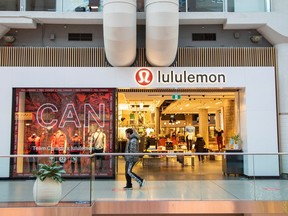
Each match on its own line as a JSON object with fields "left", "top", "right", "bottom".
{"left": 157, "top": 70, "right": 226, "bottom": 84}
{"left": 36, "top": 103, "right": 105, "bottom": 129}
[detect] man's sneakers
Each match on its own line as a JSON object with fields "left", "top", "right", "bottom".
{"left": 124, "top": 179, "right": 146, "bottom": 190}
{"left": 123, "top": 186, "right": 133, "bottom": 190}
{"left": 139, "top": 179, "right": 145, "bottom": 188}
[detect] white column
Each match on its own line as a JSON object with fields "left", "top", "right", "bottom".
{"left": 275, "top": 43, "right": 288, "bottom": 175}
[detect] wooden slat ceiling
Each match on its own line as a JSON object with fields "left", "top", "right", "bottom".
{"left": 0, "top": 47, "right": 276, "bottom": 67}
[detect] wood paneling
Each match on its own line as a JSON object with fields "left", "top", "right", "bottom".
{"left": 0, "top": 47, "right": 276, "bottom": 67}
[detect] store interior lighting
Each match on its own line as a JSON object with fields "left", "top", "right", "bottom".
{"left": 169, "top": 114, "right": 176, "bottom": 123}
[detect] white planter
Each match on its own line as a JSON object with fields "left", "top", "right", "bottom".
{"left": 33, "top": 177, "right": 62, "bottom": 206}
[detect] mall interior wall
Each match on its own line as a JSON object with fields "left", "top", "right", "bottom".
{"left": 0, "top": 25, "right": 272, "bottom": 48}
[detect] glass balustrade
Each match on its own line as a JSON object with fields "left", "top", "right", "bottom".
{"left": 0, "top": 152, "right": 287, "bottom": 208}
{"left": 0, "top": 0, "right": 271, "bottom": 13}
{"left": 0, "top": 155, "right": 93, "bottom": 207}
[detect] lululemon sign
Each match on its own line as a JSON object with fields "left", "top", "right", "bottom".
{"left": 135, "top": 68, "right": 153, "bottom": 86}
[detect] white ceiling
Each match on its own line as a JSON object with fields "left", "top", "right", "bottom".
{"left": 118, "top": 91, "right": 236, "bottom": 114}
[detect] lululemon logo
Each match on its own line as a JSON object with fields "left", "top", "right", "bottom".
{"left": 135, "top": 68, "right": 153, "bottom": 86}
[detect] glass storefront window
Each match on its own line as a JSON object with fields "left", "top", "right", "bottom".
{"left": 0, "top": 0, "right": 19, "bottom": 11}
{"left": 227, "top": 0, "right": 235, "bottom": 12}
{"left": 188, "top": 0, "right": 223, "bottom": 12}
{"left": 0, "top": 0, "right": 270, "bottom": 12}
{"left": 186, "top": 0, "right": 269, "bottom": 12}
{"left": 233, "top": 0, "right": 267, "bottom": 12}
{"left": 26, "top": 0, "right": 56, "bottom": 11}
{"left": 179, "top": 0, "right": 187, "bottom": 12}
{"left": 12, "top": 88, "right": 115, "bottom": 178}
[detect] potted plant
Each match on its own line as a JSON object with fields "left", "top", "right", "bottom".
{"left": 33, "top": 161, "right": 66, "bottom": 206}
{"left": 230, "top": 134, "right": 241, "bottom": 149}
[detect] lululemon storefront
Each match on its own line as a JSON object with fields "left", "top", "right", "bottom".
{"left": 0, "top": 66, "right": 279, "bottom": 178}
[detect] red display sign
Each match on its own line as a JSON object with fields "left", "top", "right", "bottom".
{"left": 12, "top": 88, "right": 116, "bottom": 178}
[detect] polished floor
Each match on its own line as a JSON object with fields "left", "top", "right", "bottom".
{"left": 1, "top": 156, "right": 288, "bottom": 205}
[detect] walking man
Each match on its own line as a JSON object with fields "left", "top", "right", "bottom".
{"left": 124, "top": 128, "right": 145, "bottom": 190}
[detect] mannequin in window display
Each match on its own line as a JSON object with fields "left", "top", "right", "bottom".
{"left": 70, "top": 133, "right": 83, "bottom": 174}
{"left": 90, "top": 128, "right": 106, "bottom": 170}
{"left": 215, "top": 128, "right": 224, "bottom": 151}
{"left": 185, "top": 126, "right": 195, "bottom": 151}
{"left": 186, "top": 132, "right": 194, "bottom": 151}
{"left": 40, "top": 128, "right": 50, "bottom": 154}
{"left": 27, "top": 133, "right": 41, "bottom": 172}
{"left": 51, "top": 130, "right": 67, "bottom": 163}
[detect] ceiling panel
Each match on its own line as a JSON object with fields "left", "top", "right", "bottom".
{"left": 118, "top": 89, "right": 237, "bottom": 114}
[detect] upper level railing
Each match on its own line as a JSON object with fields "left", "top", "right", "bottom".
{"left": 0, "top": 0, "right": 271, "bottom": 13}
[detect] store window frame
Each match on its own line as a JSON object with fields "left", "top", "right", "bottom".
{"left": 11, "top": 88, "right": 116, "bottom": 179}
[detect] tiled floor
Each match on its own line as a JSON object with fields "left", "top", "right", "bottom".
{"left": 1, "top": 157, "right": 288, "bottom": 206}
{"left": 1, "top": 178, "right": 288, "bottom": 204}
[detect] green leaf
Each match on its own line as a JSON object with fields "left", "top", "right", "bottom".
{"left": 35, "top": 162, "right": 66, "bottom": 183}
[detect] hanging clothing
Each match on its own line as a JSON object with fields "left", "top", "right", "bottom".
{"left": 51, "top": 130, "right": 67, "bottom": 154}
{"left": 91, "top": 131, "right": 106, "bottom": 151}
{"left": 70, "top": 135, "right": 83, "bottom": 154}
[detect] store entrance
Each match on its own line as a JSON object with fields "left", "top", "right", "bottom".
{"left": 117, "top": 88, "right": 240, "bottom": 154}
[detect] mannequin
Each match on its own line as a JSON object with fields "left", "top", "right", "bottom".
{"left": 185, "top": 126, "right": 195, "bottom": 151}
{"left": 215, "top": 128, "right": 224, "bottom": 151}
{"left": 27, "top": 133, "right": 41, "bottom": 172}
{"left": 90, "top": 128, "right": 106, "bottom": 170}
{"left": 186, "top": 132, "right": 193, "bottom": 151}
{"left": 51, "top": 130, "right": 67, "bottom": 163}
{"left": 70, "top": 133, "right": 83, "bottom": 174}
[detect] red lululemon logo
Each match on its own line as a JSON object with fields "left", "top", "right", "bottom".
{"left": 135, "top": 68, "right": 153, "bottom": 86}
